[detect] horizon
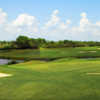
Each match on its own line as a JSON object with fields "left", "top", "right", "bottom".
{"left": 0, "top": 0, "right": 100, "bottom": 41}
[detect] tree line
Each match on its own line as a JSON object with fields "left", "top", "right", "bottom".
{"left": 0, "top": 35, "right": 100, "bottom": 49}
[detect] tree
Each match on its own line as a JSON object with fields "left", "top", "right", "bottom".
{"left": 16, "top": 36, "right": 39, "bottom": 49}
{"left": 16, "top": 36, "right": 29, "bottom": 49}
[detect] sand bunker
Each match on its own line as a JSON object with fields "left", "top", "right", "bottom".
{"left": 89, "top": 51, "right": 96, "bottom": 53}
{"left": 80, "top": 51, "right": 96, "bottom": 53}
{"left": 0, "top": 73, "right": 12, "bottom": 78}
{"left": 87, "top": 73, "right": 100, "bottom": 75}
{"left": 79, "top": 51, "right": 86, "bottom": 53}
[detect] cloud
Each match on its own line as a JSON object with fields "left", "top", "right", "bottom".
{"left": 80, "top": 12, "right": 90, "bottom": 29}
{"left": 0, "top": 8, "right": 8, "bottom": 40}
{"left": 44, "top": 10, "right": 60, "bottom": 29}
{"left": 13, "top": 14, "right": 37, "bottom": 26}
{"left": 0, "top": 8, "right": 7, "bottom": 25}
{"left": 5, "top": 13, "right": 39, "bottom": 39}
{"left": 1, "top": 8, "right": 100, "bottom": 41}
{"left": 41, "top": 10, "right": 71, "bottom": 40}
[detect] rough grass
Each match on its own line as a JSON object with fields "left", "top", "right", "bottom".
{"left": 0, "top": 58, "right": 100, "bottom": 100}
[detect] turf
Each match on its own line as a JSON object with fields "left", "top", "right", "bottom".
{"left": 0, "top": 58, "right": 100, "bottom": 100}
{"left": 0, "top": 47, "right": 100, "bottom": 60}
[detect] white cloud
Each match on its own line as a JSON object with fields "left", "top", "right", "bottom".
{"left": 13, "top": 14, "right": 36, "bottom": 26}
{"left": 41, "top": 10, "right": 72, "bottom": 40}
{"left": 5, "top": 13, "right": 39, "bottom": 39}
{"left": 80, "top": 12, "right": 87, "bottom": 18}
{"left": 0, "top": 8, "right": 7, "bottom": 25}
{"left": 1, "top": 8, "right": 100, "bottom": 41}
{"left": 96, "top": 21, "right": 100, "bottom": 26}
{"left": 0, "top": 9, "right": 8, "bottom": 40}
{"left": 44, "top": 9, "right": 60, "bottom": 29}
{"left": 80, "top": 12, "right": 90, "bottom": 28}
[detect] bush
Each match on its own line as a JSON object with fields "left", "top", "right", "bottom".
{"left": 8, "top": 60, "right": 18, "bottom": 65}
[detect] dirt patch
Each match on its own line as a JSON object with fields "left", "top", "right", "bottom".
{"left": 0, "top": 73, "right": 12, "bottom": 78}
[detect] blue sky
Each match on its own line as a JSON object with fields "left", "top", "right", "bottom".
{"left": 0, "top": 0, "right": 99, "bottom": 21}
{"left": 0, "top": 0, "right": 100, "bottom": 41}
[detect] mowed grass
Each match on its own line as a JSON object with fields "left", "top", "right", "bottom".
{"left": 0, "top": 58, "right": 100, "bottom": 100}
{"left": 1, "top": 47, "right": 100, "bottom": 59}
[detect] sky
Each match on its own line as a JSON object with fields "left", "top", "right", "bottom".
{"left": 0, "top": 0, "right": 100, "bottom": 41}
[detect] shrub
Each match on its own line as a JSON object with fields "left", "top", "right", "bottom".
{"left": 8, "top": 60, "right": 18, "bottom": 65}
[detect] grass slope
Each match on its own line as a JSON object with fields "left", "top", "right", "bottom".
{"left": 0, "top": 58, "right": 100, "bottom": 100}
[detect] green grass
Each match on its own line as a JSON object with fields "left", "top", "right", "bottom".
{"left": 0, "top": 58, "right": 100, "bottom": 100}
{"left": 0, "top": 47, "right": 100, "bottom": 60}
{"left": 1, "top": 47, "right": 100, "bottom": 100}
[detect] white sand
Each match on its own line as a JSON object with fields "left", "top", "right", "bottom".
{"left": 79, "top": 51, "right": 96, "bottom": 53}
{"left": 79, "top": 51, "right": 86, "bottom": 53}
{"left": 89, "top": 51, "right": 96, "bottom": 53}
{"left": 0, "top": 73, "right": 12, "bottom": 78}
{"left": 87, "top": 73, "right": 100, "bottom": 75}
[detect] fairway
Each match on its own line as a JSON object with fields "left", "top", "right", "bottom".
{"left": 0, "top": 58, "right": 100, "bottom": 100}
{"left": 1, "top": 47, "right": 100, "bottom": 60}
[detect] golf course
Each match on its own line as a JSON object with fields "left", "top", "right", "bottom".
{"left": 0, "top": 47, "right": 100, "bottom": 100}
{"left": 1, "top": 0, "right": 100, "bottom": 100}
